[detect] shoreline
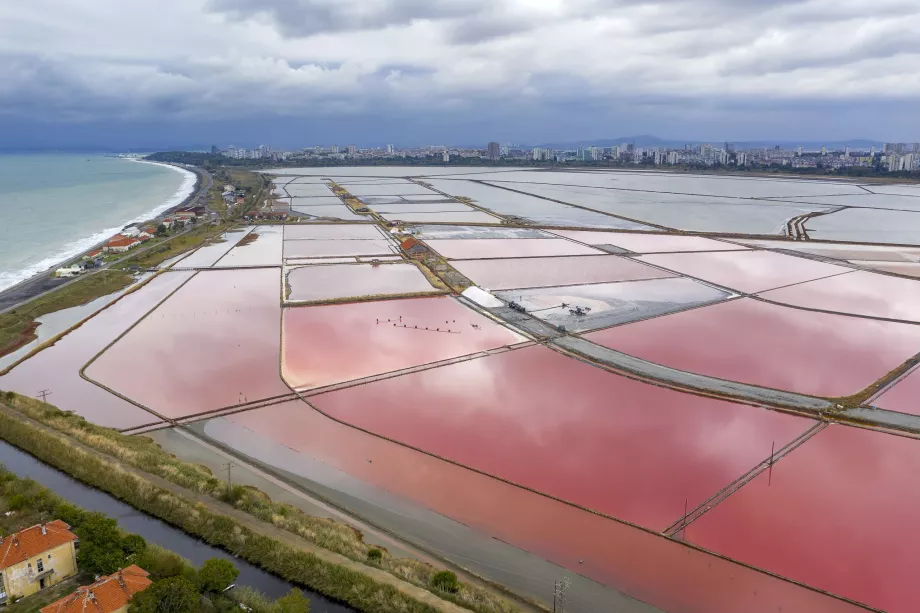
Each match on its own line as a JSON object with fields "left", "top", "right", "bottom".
{"left": 0, "top": 160, "right": 204, "bottom": 313}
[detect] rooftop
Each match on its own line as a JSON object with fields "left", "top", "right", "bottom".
{"left": 41, "top": 565, "right": 151, "bottom": 613}
{"left": 0, "top": 520, "right": 77, "bottom": 571}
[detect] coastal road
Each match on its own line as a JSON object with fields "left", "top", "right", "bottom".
{"left": 0, "top": 165, "right": 212, "bottom": 314}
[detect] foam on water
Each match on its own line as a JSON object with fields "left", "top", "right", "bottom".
{"left": 0, "top": 158, "right": 195, "bottom": 292}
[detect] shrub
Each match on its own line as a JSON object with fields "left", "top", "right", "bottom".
{"left": 196, "top": 558, "right": 239, "bottom": 594}
{"left": 431, "top": 571, "right": 460, "bottom": 594}
{"left": 129, "top": 577, "right": 199, "bottom": 613}
{"left": 366, "top": 548, "right": 382, "bottom": 564}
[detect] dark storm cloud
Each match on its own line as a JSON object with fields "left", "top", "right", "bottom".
{"left": 1, "top": 0, "right": 919, "bottom": 148}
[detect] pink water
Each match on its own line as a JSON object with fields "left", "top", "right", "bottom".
{"left": 586, "top": 298, "right": 920, "bottom": 397}
{"left": 282, "top": 296, "right": 525, "bottom": 389}
{"left": 283, "top": 238, "right": 396, "bottom": 258}
{"left": 638, "top": 250, "right": 851, "bottom": 293}
{"left": 452, "top": 255, "right": 673, "bottom": 290}
{"left": 760, "top": 269, "right": 920, "bottom": 321}
{"left": 0, "top": 272, "right": 194, "bottom": 428}
{"left": 688, "top": 424, "right": 920, "bottom": 613}
{"left": 286, "top": 263, "right": 438, "bottom": 302}
{"left": 425, "top": 238, "right": 602, "bottom": 259}
{"left": 225, "top": 400, "right": 867, "bottom": 613}
{"left": 551, "top": 230, "right": 747, "bottom": 253}
{"left": 85, "top": 269, "right": 290, "bottom": 418}
{"left": 311, "top": 345, "right": 814, "bottom": 529}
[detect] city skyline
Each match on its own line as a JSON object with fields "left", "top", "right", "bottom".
{"left": 1, "top": 1, "right": 919, "bottom": 149}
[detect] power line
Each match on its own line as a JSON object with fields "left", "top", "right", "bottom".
{"left": 37, "top": 389, "right": 52, "bottom": 404}
{"left": 222, "top": 461, "right": 237, "bottom": 489}
{"left": 553, "top": 577, "right": 571, "bottom": 613}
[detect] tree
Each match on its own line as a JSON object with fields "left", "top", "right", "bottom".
{"left": 122, "top": 534, "right": 148, "bottom": 557}
{"left": 76, "top": 513, "right": 128, "bottom": 575}
{"left": 129, "top": 577, "right": 199, "bottom": 613}
{"left": 366, "top": 548, "right": 382, "bottom": 563}
{"left": 156, "top": 224, "right": 167, "bottom": 236}
{"left": 430, "top": 570, "right": 460, "bottom": 594}
{"left": 195, "top": 558, "right": 238, "bottom": 594}
{"left": 277, "top": 588, "right": 311, "bottom": 613}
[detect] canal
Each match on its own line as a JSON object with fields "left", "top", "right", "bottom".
{"left": 0, "top": 440, "right": 353, "bottom": 613}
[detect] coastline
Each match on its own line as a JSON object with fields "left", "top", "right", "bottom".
{"left": 0, "top": 160, "right": 203, "bottom": 313}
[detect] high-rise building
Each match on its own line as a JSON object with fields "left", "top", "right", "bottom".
{"left": 737, "top": 152, "right": 748, "bottom": 166}
{"left": 532, "top": 147, "right": 542, "bottom": 160}
{"left": 442, "top": 151, "right": 450, "bottom": 163}
{"left": 797, "top": 146, "right": 803, "bottom": 156}
{"left": 844, "top": 146, "right": 851, "bottom": 157}
{"left": 667, "top": 151, "right": 679, "bottom": 165}
{"left": 386, "top": 144, "right": 394, "bottom": 154}
{"left": 211, "top": 145, "right": 219, "bottom": 154}
{"left": 821, "top": 146, "right": 827, "bottom": 155}
{"left": 331, "top": 145, "right": 339, "bottom": 154}
{"left": 487, "top": 142, "right": 500, "bottom": 160}
{"left": 347, "top": 144, "right": 356, "bottom": 155}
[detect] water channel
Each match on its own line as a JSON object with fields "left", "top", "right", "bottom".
{"left": 0, "top": 440, "right": 352, "bottom": 613}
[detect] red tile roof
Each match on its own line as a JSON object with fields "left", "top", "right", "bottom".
{"left": 41, "top": 566, "right": 152, "bottom": 613}
{"left": 0, "top": 521, "right": 77, "bottom": 571}
{"left": 106, "top": 236, "right": 139, "bottom": 248}
{"left": 401, "top": 237, "right": 427, "bottom": 251}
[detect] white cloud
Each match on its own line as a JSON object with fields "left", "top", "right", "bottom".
{"left": 0, "top": 0, "right": 918, "bottom": 140}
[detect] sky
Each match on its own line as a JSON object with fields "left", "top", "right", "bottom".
{"left": 2, "top": 0, "right": 919, "bottom": 149}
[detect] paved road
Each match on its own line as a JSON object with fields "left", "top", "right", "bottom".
{"left": 0, "top": 165, "right": 212, "bottom": 315}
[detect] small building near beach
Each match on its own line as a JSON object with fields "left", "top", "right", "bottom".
{"left": 103, "top": 235, "right": 140, "bottom": 253}
{"left": 0, "top": 521, "right": 79, "bottom": 603}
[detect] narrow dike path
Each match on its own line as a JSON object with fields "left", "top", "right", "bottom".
{"left": 0, "top": 403, "right": 473, "bottom": 613}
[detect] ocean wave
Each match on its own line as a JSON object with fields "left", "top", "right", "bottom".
{"left": 0, "top": 160, "right": 197, "bottom": 293}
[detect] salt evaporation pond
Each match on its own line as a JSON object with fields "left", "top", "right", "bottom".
{"left": 286, "top": 262, "right": 439, "bottom": 302}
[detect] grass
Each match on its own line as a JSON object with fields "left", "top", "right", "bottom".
{"left": 118, "top": 223, "right": 229, "bottom": 269}
{"left": 0, "top": 394, "right": 521, "bottom": 613}
{"left": 0, "top": 270, "right": 134, "bottom": 357}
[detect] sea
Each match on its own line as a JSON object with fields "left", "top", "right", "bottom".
{"left": 0, "top": 153, "right": 196, "bottom": 292}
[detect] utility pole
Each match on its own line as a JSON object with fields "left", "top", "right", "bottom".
{"left": 222, "top": 461, "right": 237, "bottom": 490}
{"left": 553, "top": 577, "right": 571, "bottom": 613}
{"left": 37, "top": 389, "right": 52, "bottom": 404}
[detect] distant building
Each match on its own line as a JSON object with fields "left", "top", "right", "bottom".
{"left": 40, "top": 565, "right": 151, "bottom": 613}
{"left": 387, "top": 144, "right": 394, "bottom": 154}
{"left": 487, "top": 142, "right": 500, "bottom": 160}
{"left": 347, "top": 145, "right": 356, "bottom": 155}
{"left": 211, "top": 145, "right": 219, "bottom": 154}
{"left": 0, "top": 521, "right": 79, "bottom": 602}
{"left": 103, "top": 236, "right": 140, "bottom": 254}
{"left": 400, "top": 237, "right": 429, "bottom": 260}
{"left": 331, "top": 145, "right": 339, "bottom": 154}
{"left": 442, "top": 151, "right": 450, "bottom": 162}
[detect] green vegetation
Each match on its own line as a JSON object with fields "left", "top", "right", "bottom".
{"left": 196, "top": 558, "right": 239, "bottom": 594}
{"left": 76, "top": 512, "right": 148, "bottom": 575}
{"left": 0, "top": 463, "right": 307, "bottom": 613}
{"left": 0, "top": 269, "right": 134, "bottom": 357}
{"left": 431, "top": 572, "right": 460, "bottom": 594}
{"left": 0, "top": 393, "right": 520, "bottom": 613}
{"left": 0, "top": 394, "right": 518, "bottom": 613}
{"left": 366, "top": 548, "right": 383, "bottom": 564}
{"left": 116, "top": 222, "right": 228, "bottom": 269}
{"left": 130, "top": 577, "right": 199, "bottom": 613}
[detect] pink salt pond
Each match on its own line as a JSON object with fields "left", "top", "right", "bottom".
{"left": 85, "top": 268, "right": 290, "bottom": 419}
{"left": 226, "top": 400, "right": 867, "bottom": 613}
{"left": 551, "top": 230, "right": 747, "bottom": 253}
{"left": 283, "top": 238, "right": 396, "bottom": 258}
{"left": 424, "top": 238, "right": 602, "bottom": 259}
{"left": 585, "top": 298, "right": 920, "bottom": 398}
{"left": 452, "top": 255, "right": 672, "bottom": 290}
{"left": 310, "top": 345, "right": 815, "bottom": 530}
{"left": 874, "top": 367, "right": 920, "bottom": 415}
{"left": 286, "top": 262, "right": 439, "bottom": 302}
{"left": 637, "top": 250, "right": 850, "bottom": 293}
{"left": 687, "top": 424, "right": 920, "bottom": 613}
{"left": 760, "top": 269, "right": 920, "bottom": 322}
{"left": 0, "top": 271, "right": 195, "bottom": 429}
{"left": 281, "top": 296, "right": 525, "bottom": 390}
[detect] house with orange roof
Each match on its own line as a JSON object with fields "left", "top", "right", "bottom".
{"left": 400, "top": 237, "right": 429, "bottom": 260}
{"left": 0, "top": 521, "right": 78, "bottom": 603}
{"left": 40, "top": 565, "right": 152, "bottom": 613}
{"left": 103, "top": 235, "right": 140, "bottom": 254}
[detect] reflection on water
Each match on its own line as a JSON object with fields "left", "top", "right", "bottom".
{"left": 286, "top": 263, "right": 438, "bottom": 302}
{"left": 0, "top": 440, "right": 351, "bottom": 612}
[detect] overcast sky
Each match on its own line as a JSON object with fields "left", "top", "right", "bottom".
{"left": 2, "top": 0, "right": 918, "bottom": 149}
